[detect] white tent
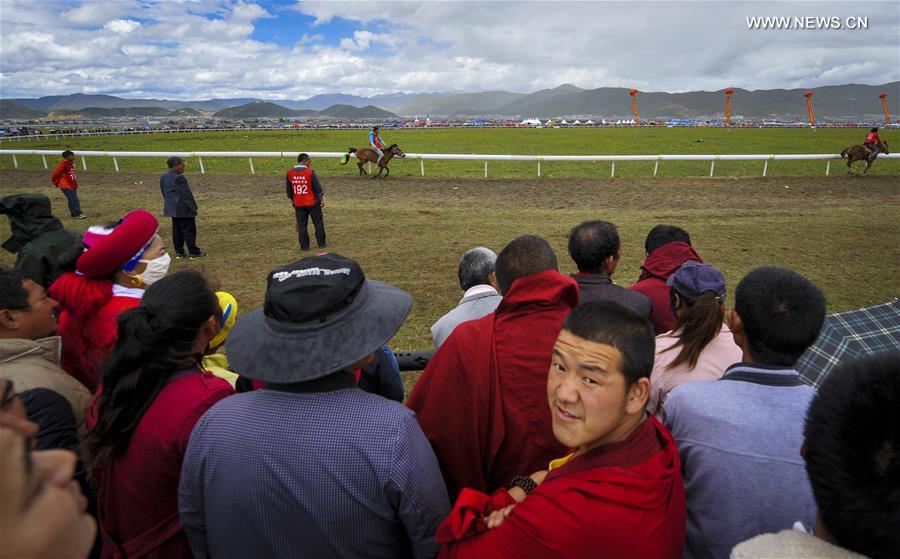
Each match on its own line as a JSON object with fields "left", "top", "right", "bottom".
{"left": 572, "top": 119, "right": 582, "bottom": 125}
{"left": 585, "top": 119, "right": 595, "bottom": 125}
{"left": 520, "top": 118, "right": 541, "bottom": 126}
{"left": 560, "top": 119, "right": 569, "bottom": 125}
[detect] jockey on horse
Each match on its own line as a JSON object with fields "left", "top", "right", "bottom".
{"left": 864, "top": 127, "right": 883, "bottom": 161}
{"left": 369, "top": 126, "right": 385, "bottom": 166}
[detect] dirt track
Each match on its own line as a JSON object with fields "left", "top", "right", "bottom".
{"left": 4, "top": 170, "right": 896, "bottom": 212}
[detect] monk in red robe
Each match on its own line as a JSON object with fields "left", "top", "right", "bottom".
{"left": 435, "top": 301, "right": 687, "bottom": 558}
{"left": 408, "top": 235, "right": 578, "bottom": 499}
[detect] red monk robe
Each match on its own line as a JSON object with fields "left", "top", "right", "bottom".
{"left": 436, "top": 415, "right": 686, "bottom": 559}
{"left": 408, "top": 269, "right": 578, "bottom": 499}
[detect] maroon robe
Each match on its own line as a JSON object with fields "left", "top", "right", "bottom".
{"left": 408, "top": 270, "right": 578, "bottom": 499}
{"left": 437, "top": 416, "right": 686, "bottom": 559}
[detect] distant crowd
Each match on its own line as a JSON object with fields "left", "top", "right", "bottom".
{"left": 0, "top": 155, "right": 898, "bottom": 559}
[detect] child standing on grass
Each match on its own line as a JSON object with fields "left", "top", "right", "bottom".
{"left": 51, "top": 150, "right": 86, "bottom": 219}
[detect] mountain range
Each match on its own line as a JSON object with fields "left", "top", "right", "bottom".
{"left": 3, "top": 82, "right": 898, "bottom": 120}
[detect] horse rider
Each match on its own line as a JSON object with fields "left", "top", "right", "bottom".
{"left": 369, "top": 126, "right": 385, "bottom": 166}
{"left": 864, "top": 127, "right": 882, "bottom": 161}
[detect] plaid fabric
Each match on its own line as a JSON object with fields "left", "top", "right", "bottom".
{"left": 796, "top": 299, "right": 900, "bottom": 388}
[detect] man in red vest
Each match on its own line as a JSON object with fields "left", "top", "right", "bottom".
{"left": 50, "top": 150, "right": 86, "bottom": 219}
{"left": 285, "top": 153, "right": 326, "bottom": 251}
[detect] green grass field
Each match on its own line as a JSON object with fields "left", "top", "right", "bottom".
{"left": 1, "top": 127, "right": 897, "bottom": 178}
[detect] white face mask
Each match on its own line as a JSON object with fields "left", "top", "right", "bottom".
{"left": 138, "top": 252, "right": 171, "bottom": 286}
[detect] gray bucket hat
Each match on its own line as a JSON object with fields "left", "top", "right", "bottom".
{"left": 226, "top": 253, "right": 412, "bottom": 383}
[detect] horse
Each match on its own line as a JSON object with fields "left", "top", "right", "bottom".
{"left": 341, "top": 144, "right": 406, "bottom": 179}
{"left": 840, "top": 141, "right": 889, "bottom": 175}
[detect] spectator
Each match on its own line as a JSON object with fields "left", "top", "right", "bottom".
{"left": 664, "top": 267, "right": 826, "bottom": 559}
{"left": 0, "top": 383, "right": 96, "bottom": 559}
{"left": 0, "top": 268, "right": 91, "bottom": 442}
{"left": 436, "top": 302, "right": 686, "bottom": 558}
{"left": 161, "top": 156, "right": 205, "bottom": 259}
{"left": 408, "top": 235, "right": 578, "bottom": 499}
{"left": 85, "top": 271, "right": 233, "bottom": 559}
{"left": 50, "top": 150, "right": 86, "bottom": 219}
{"left": 567, "top": 220, "right": 651, "bottom": 318}
{"left": 731, "top": 351, "right": 900, "bottom": 559}
{"left": 201, "top": 291, "right": 239, "bottom": 387}
{"left": 356, "top": 344, "right": 406, "bottom": 402}
{"left": 630, "top": 225, "right": 702, "bottom": 334}
{"left": 647, "top": 262, "right": 742, "bottom": 417}
{"left": 430, "top": 246, "right": 502, "bottom": 349}
{"left": 286, "top": 153, "right": 326, "bottom": 251}
{"left": 49, "top": 210, "right": 169, "bottom": 392}
{"left": 0, "top": 193, "right": 81, "bottom": 288}
{"left": 180, "top": 254, "right": 450, "bottom": 558}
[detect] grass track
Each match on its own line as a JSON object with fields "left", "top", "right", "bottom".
{"left": 2, "top": 128, "right": 898, "bottom": 178}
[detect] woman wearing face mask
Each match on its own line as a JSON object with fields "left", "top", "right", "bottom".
{"left": 85, "top": 271, "right": 233, "bottom": 559}
{"left": 50, "top": 210, "right": 171, "bottom": 392}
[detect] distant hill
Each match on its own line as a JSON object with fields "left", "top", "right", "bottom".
{"left": 398, "top": 90, "right": 525, "bottom": 116}
{"left": 0, "top": 100, "right": 45, "bottom": 119}
{"left": 170, "top": 107, "right": 206, "bottom": 116}
{"left": 212, "top": 102, "right": 397, "bottom": 119}
{"left": 8, "top": 93, "right": 259, "bottom": 113}
{"left": 47, "top": 106, "right": 178, "bottom": 118}
{"left": 494, "top": 83, "right": 900, "bottom": 119}
{"left": 4, "top": 82, "right": 898, "bottom": 120}
{"left": 318, "top": 104, "right": 398, "bottom": 118}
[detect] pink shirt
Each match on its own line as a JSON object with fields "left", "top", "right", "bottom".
{"left": 647, "top": 323, "right": 743, "bottom": 418}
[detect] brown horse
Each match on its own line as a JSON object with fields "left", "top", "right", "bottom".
{"left": 840, "top": 141, "right": 889, "bottom": 175}
{"left": 342, "top": 144, "right": 406, "bottom": 178}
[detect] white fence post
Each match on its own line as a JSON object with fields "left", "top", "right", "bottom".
{"left": 537, "top": 160, "right": 541, "bottom": 177}
{"left": 484, "top": 161, "right": 488, "bottom": 178}
{"left": 81, "top": 155, "right": 87, "bottom": 170}
{"left": 113, "top": 156, "right": 119, "bottom": 172}
{"left": 41, "top": 154, "right": 47, "bottom": 169}
{"left": 11, "top": 154, "right": 17, "bottom": 168}
{"left": 763, "top": 159, "right": 768, "bottom": 177}
{"left": 420, "top": 158, "right": 424, "bottom": 177}
{"left": 825, "top": 160, "right": 830, "bottom": 176}
{"left": 249, "top": 157, "right": 255, "bottom": 174}
{"left": 709, "top": 160, "right": 715, "bottom": 177}
{"left": 611, "top": 161, "right": 615, "bottom": 178}
{"left": 198, "top": 156, "right": 205, "bottom": 174}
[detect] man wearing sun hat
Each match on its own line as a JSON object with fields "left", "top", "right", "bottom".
{"left": 179, "top": 253, "right": 450, "bottom": 558}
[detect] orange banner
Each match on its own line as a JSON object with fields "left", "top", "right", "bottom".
{"left": 804, "top": 91, "right": 815, "bottom": 126}
{"left": 880, "top": 92, "right": 892, "bottom": 125}
{"left": 725, "top": 88, "right": 734, "bottom": 125}
{"left": 630, "top": 89, "right": 639, "bottom": 124}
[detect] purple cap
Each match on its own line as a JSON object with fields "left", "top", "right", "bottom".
{"left": 666, "top": 261, "right": 726, "bottom": 300}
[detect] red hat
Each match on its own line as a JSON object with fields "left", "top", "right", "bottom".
{"left": 76, "top": 209, "right": 159, "bottom": 278}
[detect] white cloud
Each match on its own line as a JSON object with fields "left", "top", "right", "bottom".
{"left": 0, "top": 0, "right": 896, "bottom": 101}
{"left": 104, "top": 19, "right": 141, "bottom": 34}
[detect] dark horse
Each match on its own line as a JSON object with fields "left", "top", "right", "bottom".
{"left": 840, "top": 141, "right": 889, "bottom": 175}
{"left": 342, "top": 144, "right": 406, "bottom": 178}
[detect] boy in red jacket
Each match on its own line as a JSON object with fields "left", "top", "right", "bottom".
{"left": 50, "top": 150, "right": 85, "bottom": 219}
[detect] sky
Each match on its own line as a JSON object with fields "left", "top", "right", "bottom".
{"left": 0, "top": 0, "right": 898, "bottom": 100}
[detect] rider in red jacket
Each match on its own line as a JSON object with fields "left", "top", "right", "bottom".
{"left": 864, "top": 127, "right": 882, "bottom": 160}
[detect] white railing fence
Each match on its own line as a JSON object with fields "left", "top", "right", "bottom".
{"left": 1, "top": 149, "right": 896, "bottom": 177}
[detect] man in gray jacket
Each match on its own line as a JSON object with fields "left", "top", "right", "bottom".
{"left": 430, "top": 247, "right": 502, "bottom": 349}
{"left": 160, "top": 157, "right": 205, "bottom": 259}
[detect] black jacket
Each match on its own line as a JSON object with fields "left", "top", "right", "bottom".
{"left": 160, "top": 170, "right": 199, "bottom": 217}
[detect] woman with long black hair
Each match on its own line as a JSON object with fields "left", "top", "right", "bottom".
{"left": 84, "top": 271, "right": 233, "bottom": 559}
{"left": 647, "top": 261, "right": 742, "bottom": 418}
